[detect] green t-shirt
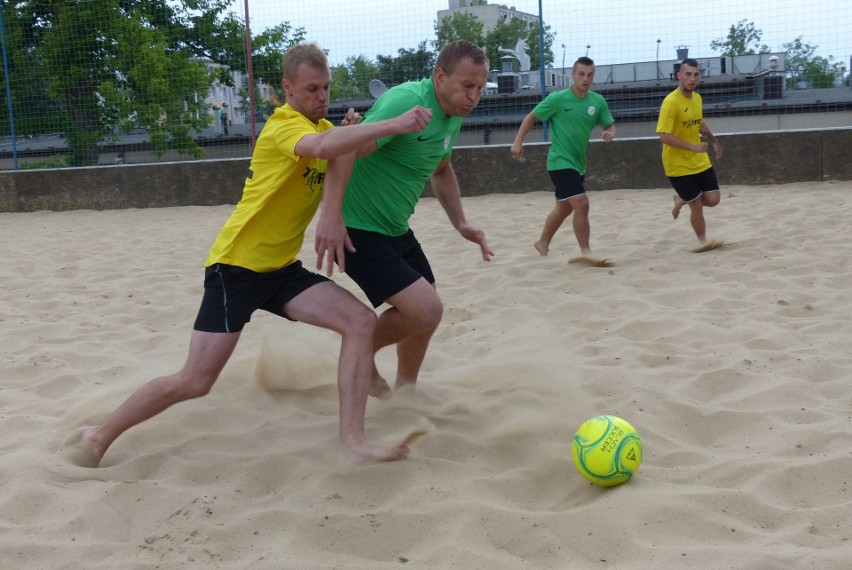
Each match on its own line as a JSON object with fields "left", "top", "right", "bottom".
{"left": 532, "top": 89, "right": 614, "bottom": 174}
{"left": 342, "top": 78, "right": 461, "bottom": 236}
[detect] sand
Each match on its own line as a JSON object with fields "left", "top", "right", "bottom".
{"left": 1, "top": 182, "right": 850, "bottom": 569}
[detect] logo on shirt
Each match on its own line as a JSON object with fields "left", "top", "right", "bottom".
{"left": 587, "top": 106, "right": 596, "bottom": 116}
{"left": 681, "top": 118, "right": 702, "bottom": 129}
{"left": 416, "top": 134, "right": 452, "bottom": 149}
{"left": 684, "top": 107, "right": 689, "bottom": 113}
{"left": 302, "top": 166, "right": 325, "bottom": 192}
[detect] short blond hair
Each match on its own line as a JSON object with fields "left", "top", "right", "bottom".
{"left": 282, "top": 43, "right": 328, "bottom": 81}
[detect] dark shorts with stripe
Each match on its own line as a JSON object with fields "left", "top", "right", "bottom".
{"left": 668, "top": 167, "right": 720, "bottom": 202}
{"left": 193, "top": 261, "right": 329, "bottom": 333}
{"left": 549, "top": 168, "right": 586, "bottom": 200}
{"left": 343, "top": 228, "right": 435, "bottom": 308}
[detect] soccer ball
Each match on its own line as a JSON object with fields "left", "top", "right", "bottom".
{"left": 571, "top": 415, "right": 642, "bottom": 487}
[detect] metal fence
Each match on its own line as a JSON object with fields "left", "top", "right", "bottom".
{"left": 1, "top": 0, "right": 849, "bottom": 170}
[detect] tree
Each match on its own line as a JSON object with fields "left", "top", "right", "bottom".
{"left": 434, "top": 12, "right": 485, "bottom": 50}
{"left": 711, "top": 20, "right": 770, "bottom": 56}
{"left": 0, "top": 2, "right": 67, "bottom": 138}
{"left": 524, "top": 22, "right": 555, "bottom": 70}
{"left": 234, "top": 23, "right": 306, "bottom": 106}
{"left": 782, "top": 37, "right": 841, "bottom": 89}
{"left": 375, "top": 41, "right": 435, "bottom": 86}
{"left": 330, "top": 55, "right": 380, "bottom": 101}
{"left": 1, "top": 0, "right": 303, "bottom": 166}
{"left": 485, "top": 18, "right": 554, "bottom": 72}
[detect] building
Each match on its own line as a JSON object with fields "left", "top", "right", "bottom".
{"left": 437, "top": 1, "right": 539, "bottom": 34}
{"left": 196, "top": 59, "right": 275, "bottom": 128}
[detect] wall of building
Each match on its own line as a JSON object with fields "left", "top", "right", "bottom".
{"left": 1, "top": 129, "right": 850, "bottom": 213}
{"left": 437, "top": 4, "right": 538, "bottom": 34}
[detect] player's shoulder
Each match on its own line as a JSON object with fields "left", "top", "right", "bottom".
{"left": 267, "top": 105, "right": 332, "bottom": 132}
{"left": 386, "top": 78, "right": 431, "bottom": 103}
{"left": 587, "top": 90, "right": 609, "bottom": 103}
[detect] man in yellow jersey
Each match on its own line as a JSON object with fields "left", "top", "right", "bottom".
{"left": 656, "top": 58, "right": 723, "bottom": 245}
{"left": 75, "top": 43, "right": 431, "bottom": 466}
{"left": 315, "top": 41, "right": 493, "bottom": 399}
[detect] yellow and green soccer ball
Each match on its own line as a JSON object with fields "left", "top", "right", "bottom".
{"left": 571, "top": 415, "right": 642, "bottom": 487}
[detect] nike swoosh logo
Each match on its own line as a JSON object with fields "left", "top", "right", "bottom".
{"left": 563, "top": 108, "right": 574, "bottom": 112}
{"left": 417, "top": 135, "right": 431, "bottom": 141}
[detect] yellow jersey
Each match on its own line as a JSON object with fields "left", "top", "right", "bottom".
{"left": 656, "top": 89, "right": 711, "bottom": 177}
{"left": 206, "top": 105, "right": 333, "bottom": 272}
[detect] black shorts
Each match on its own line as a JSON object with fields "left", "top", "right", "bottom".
{"left": 343, "top": 228, "right": 435, "bottom": 308}
{"left": 668, "top": 167, "right": 720, "bottom": 202}
{"left": 548, "top": 169, "right": 586, "bottom": 201}
{"left": 193, "top": 262, "right": 329, "bottom": 333}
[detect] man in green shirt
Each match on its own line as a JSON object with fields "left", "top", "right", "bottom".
{"left": 511, "top": 57, "right": 615, "bottom": 256}
{"left": 316, "top": 40, "right": 493, "bottom": 399}
{"left": 511, "top": 57, "right": 615, "bottom": 258}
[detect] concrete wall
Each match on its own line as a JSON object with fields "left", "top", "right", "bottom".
{"left": 1, "top": 128, "right": 850, "bottom": 213}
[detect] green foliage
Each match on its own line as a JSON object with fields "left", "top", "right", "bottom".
{"left": 711, "top": 19, "right": 769, "bottom": 56}
{"left": 782, "top": 37, "right": 841, "bottom": 89}
{"left": 20, "top": 157, "right": 69, "bottom": 169}
{"left": 434, "top": 12, "right": 485, "bottom": 50}
{"left": 485, "top": 18, "right": 554, "bottom": 72}
{"left": 240, "top": 23, "right": 306, "bottom": 104}
{"left": 375, "top": 41, "right": 436, "bottom": 85}
{"left": 433, "top": 13, "right": 554, "bottom": 73}
{"left": 331, "top": 55, "right": 380, "bottom": 100}
{"left": 237, "top": 85, "right": 275, "bottom": 121}
{"left": 1, "top": 0, "right": 301, "bottom": 166}
{"left": 328, "top": 43, "right": 435, "bottom": 101}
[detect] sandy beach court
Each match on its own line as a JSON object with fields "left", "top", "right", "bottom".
{"left": 1, "top": 181, "right": 850, "bottom": 568}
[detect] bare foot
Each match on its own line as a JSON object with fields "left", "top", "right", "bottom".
{"left": 533, "top": 240, "right": 548, "bottom": 256}
{"left": 368, "top": 374, "right": 392, "bottom": 400}
{"left": 63, "top": 426, "right": 105, "bottom": 468}
{"left": 343, "top": 443, "right": 411, "bottom": 464}
{"left": 343, "top": 428, "right": 428, "bottom": 464}
{"left": 691, "top": 239, "right": 725, "bottom": 253}
{"left": 671, "top": 195, "right": 684, "bottom": 219}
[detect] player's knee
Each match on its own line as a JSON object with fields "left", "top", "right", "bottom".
{"left": 415, "top": 296, "right": 443, "bottom": 332}
{"left": 704, "top": 193, "right": 721, "bottom": 207}
{"left": 175, "top": 373, "right": 217, "bottom": 400}
{"left": 554, "top": 202, "right": 573, "bottom": 217}
{"left": 570, "top": 195, "right": 590, "bottom": 213}
{"left": 341, "top": 303, "right": 378, "bottom": 339}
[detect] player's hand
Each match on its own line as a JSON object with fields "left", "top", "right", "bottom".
{"left": 510, "top": 143, "right": 525, "bottom": 161}
{"left": 694, "top": 142, "right": 709, "bottom": 154}
{"left": 457, "top": 222, "right": 494, "bottom": 262}
{"left": 315, "top": 213, "right": 353, "bottom": 276}
{"left": 394, "top": 106, "right": 432, "bottom": 134}
{"left": 341, "top": 107, "right": 363, "bottom": 126}
{"left": 601, "top": 128, "right": 615, "bottom": 142}
{"left": 711, "top": 141, "right": 723, "bottom": 160}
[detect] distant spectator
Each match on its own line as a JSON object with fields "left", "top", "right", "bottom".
{"left": 220, "top": 108, "right": 229, "bottom": 135}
